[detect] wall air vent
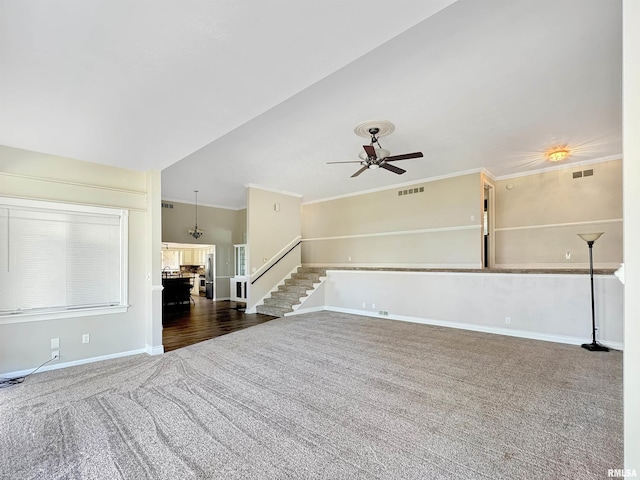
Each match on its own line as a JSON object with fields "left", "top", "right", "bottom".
{"left": 398, "top": 186, "right": 425, "bottom": 196}
{"left": 572, "top": 169, "right": 594, "bottom": 179}
{"left": 161, "top": 202, "right": 174, "bottom": 209}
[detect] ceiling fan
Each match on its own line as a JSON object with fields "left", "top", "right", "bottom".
{"left": 327, "top": 127, "right": 423, "bottom": 178}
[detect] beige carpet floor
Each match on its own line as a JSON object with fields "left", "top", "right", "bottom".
{"left": 0, "top": 312, "right": 623, "bottom": 479}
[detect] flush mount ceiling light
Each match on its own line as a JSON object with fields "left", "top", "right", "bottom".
{"left": 546, "top": 147, "right": 570, "bottom": 162}
{"left": 188, "top": 190, "right": 203, "bottom": 240}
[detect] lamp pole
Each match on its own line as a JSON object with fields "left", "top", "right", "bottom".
{"left": 578, "top": 233, "right": 609, "bottom": 352}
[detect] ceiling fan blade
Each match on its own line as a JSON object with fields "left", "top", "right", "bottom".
{"left": 384, "top": 152, "right": 424, "bottom": 162}
{"left": 327, "top": 161, "right": 364, "bottom": 164}
{"left": 363, "top": 144, "right": 377, "bottom": 159}
{"left": 380, "top": 163, "right": 406, "bottom": 175}
{"left": 351, "top": 166, "right": 369, "bottom": 178}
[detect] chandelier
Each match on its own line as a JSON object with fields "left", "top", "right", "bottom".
{"left": 188, "top": 190, "right": 203, "bottom": 239}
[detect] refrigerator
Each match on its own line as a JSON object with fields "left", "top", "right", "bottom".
{"left": 205, "top": 253, "right": 215, "bottom": 299}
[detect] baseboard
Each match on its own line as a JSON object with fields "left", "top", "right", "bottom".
{"left": 285, "top": 305, "right": 326, "bottom": 316}
{"left": 146, "top": 344, "right": 164, "bottom": 355}
{"left": 324, "top": 306, "right": 624, "bottom": 350}
{"left": 1, "top": 348, "right": 148, "bottom": 379}
{"left": 494, "top": 262, "right": 621, "bottom": 270}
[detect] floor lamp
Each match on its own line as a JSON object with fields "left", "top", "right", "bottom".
{"left": 577, "top": 232, "right": 609, "bottom": 352}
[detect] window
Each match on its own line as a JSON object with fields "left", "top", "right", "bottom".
{"left": 0, "top": 197, "right": 129, "bottom": 323}
{"left": 161, "top": 250, "right": 180, "bottom": 271}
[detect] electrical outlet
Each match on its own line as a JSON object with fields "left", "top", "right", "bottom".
{"left": 505, "top": 317, "right": 511, "bottom": 325}
{"left": 565, "top": 251, "right": 571, "bottom": 260}
{"left": 51, "top": 350, "right": 59, "bottom": 360}
{"left": 372, "top": 303, "right": 376, "bottom": 309}
{"left": 82, "top": 334, "right": 90, "bottom": 344}
{"left": 362, "top": 302, "right": 366, "bottom": 308}
{"left": 51, "top": 338, "right": 59, "bottom": 349}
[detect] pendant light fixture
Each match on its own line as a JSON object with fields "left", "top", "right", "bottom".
{"left": 188, "top": 190, "right": 203, "bottom": 240}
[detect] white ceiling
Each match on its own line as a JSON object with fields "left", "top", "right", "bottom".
{"left": 0, "top": 0, "right": 622, "bottom": 209}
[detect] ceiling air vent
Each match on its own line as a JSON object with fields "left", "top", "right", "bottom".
{"left": 572, "top": 171, "right": 583, "bottom": 179}
{"left": 398, "top": 186, "right": 425, "bottom": 196}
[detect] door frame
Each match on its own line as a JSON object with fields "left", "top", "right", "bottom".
{"left": 483, "top": 181, "right": 495, "bottom": 269}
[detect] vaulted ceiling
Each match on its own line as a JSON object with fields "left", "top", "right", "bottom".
{"left": 0, "top": 0, "right": 622, "bottom": 209}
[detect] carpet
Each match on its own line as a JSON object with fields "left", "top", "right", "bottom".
{"left": 0, "top": 312, "right": 623, "bottom": 479}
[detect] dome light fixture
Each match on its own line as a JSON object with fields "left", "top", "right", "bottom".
{"left": 546, "top": 147, "right": 570, "bottom": 162}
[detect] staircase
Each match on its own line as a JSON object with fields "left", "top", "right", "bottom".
{"left": 256, "top": 267, "right": 326, "bottom": 317}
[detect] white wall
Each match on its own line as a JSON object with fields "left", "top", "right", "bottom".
{"left": 623, "top": 0, "right": 640, "bottom": 470}
{"left": 0, "top": 146, "right": 162, "bottom": 375}
{"left": 323, "top": 270, "right": 623, "bottom": 348}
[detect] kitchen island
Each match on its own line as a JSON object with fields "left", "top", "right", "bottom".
{"left": 162, "top": 276, "right": 194, "bottom": 306}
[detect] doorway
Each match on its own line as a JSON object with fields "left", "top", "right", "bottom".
{"left": 483, "top": 183, "right": 495, "bottom": 269}
{"left": 161, "top": 242, "right": 216, "bottom": 300}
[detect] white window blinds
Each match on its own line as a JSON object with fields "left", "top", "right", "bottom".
{"left": 0, "top": 197, "right": 128, "bottom": 320}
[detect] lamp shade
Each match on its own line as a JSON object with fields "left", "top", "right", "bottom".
{"left": 577, "top": 232, "right": 604, "bottom": 243}
{"left": 359, "top": 147, "right": 390, "bottom": 161}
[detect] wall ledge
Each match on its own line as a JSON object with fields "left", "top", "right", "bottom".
{"left": 305, "top": 265, "right": 617, "bottom": 275}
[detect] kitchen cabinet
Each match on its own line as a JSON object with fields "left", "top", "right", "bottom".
{"left": 182, "top": 249, "right": 193, "bottom": 264}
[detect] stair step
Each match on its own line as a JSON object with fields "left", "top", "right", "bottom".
{"left": 284, "top": 278, "right": 314, "bottom": 288}
{"left": 291, "top": 272, "right": 323, "bottom": 282}
{"left": 298, "top": 267, "right": 327, "bottom": 275}
{"left": 256, "top": 304, "right": 292, "bottom": 317}
{"left": 271, "top": 291, "right": 306, "bottom": 302}
{"left": 264, "top": 297, "right": 299, "bottom": 308}
{"left": 278, "top": 284, "right": 310, "bottom": 294}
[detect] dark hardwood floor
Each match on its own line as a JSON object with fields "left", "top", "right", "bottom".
{"left": 162, "top": 295, "right": 276, "bottom": 352}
